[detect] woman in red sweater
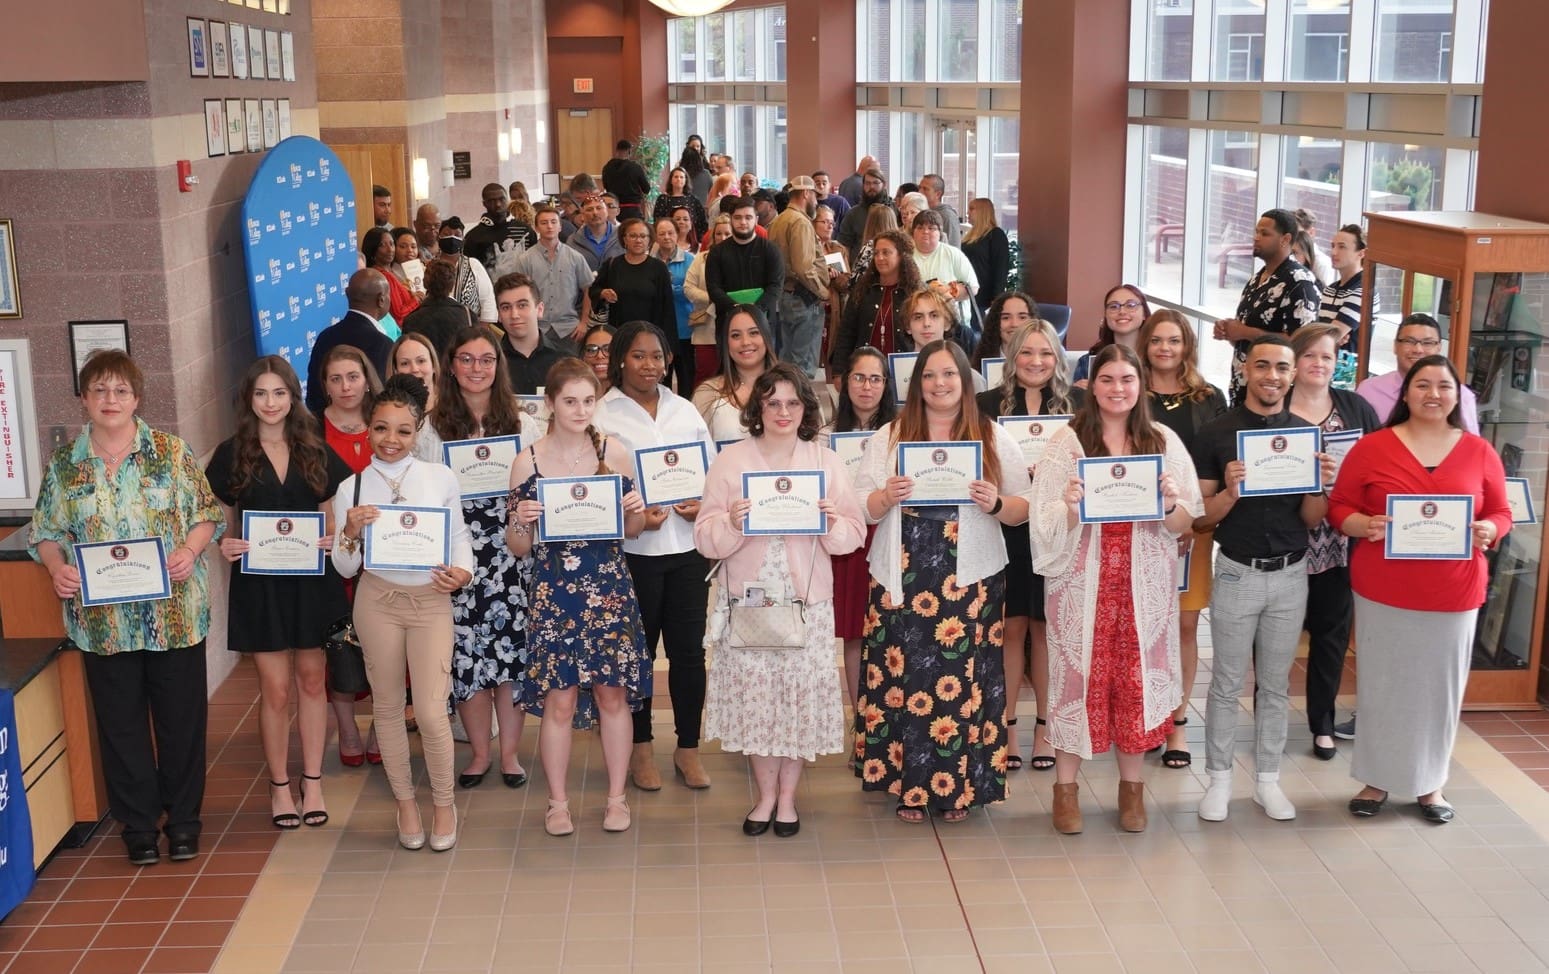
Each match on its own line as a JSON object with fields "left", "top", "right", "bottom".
{"left": 1327, "top": 355, "right": 1511, "bottom": 824}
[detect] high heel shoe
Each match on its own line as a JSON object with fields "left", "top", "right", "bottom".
{"left": 364, "top": 728, "right": 382, "bottom": 765}
{"left": 396, "top": 805, "right": 426, "bottom": 850}
{"left": 299, "top": 774, "right": 328, "bottom": 827}
{"left": 338, "top": 742, "right": 365, "bottom": 768}
{"left": 428, "top": 805, "right": 458, "bottom": 852}
{"left": 269, "top": 780, "right": 301, "bottom": 830}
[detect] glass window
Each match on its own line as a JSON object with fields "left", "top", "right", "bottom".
{"left": 705, "top": 13, "right": 727, "bottom": 80}
{"left": 988, "top": 116, "right": 1019, "bottom": 237}
{"left": 1375, "top": 0, "right": 1454, "bottom": 82}
{"left": 903, "top": 0, "right": 927, "bottom": 81}
{"left": 671, "top": 18, "right": 698, "bottom": 82}
{"left": 1289, "top": 1, "right": 1351, "bottom": 81}
{"left": 1202, "top": 129, "right": 1259, "bottom": 318}
{"left": 863, "top": 0, "right": 893, "bottom": 81}
{"left": 1367, "top": 142, "right": 1445, "bottom": 213}
{"left": 990, "top": 0, "right": 1021, "bottom": 82}
{"left": 939, "top": 0, "right": 979, "bottom": 82}
{"left": 1144, "top": 0, "right": 1193, "bottom": 82}
{"left": 769, "top": 8, "right": 787, "bottom": 82}
{"left": 1138, "top": 126, "right": 1188, "bottom": 306}
{"left": 1281, "top": 136, "right": 1343, "bottom": 235}
{"left": 1213, "top": 1, "right": 1265, "bottom": 81}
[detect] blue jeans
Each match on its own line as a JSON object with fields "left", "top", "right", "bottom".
{"left": 777, "top": 290, "right": 824, "bottom": 377}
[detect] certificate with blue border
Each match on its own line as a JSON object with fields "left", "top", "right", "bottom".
{"left": 537, "top": 474, "right": 624, "bottom": 542}
{"left": 634, "top": 441, "right": 710, "bottom": 507}
{"left": 829, "top": 430, "right": 873, "bottom": 483}
{"left": 715, "top": 437, "right": 744, "bottom": 453}
{"left": 443, "top": 435, "right": 521, "bottom": 500}
{"left": 1384, "top": 494, "right": 1474, "bottom": 560}
{"left": 997, "top": 414, "right": 1073, "bottom": 467}
{"left": 516, "top": 394, "right": 550, "bottom": 427}
{"left": 742, "top": 469, "right": 827, "bottom": 535}
{"left": 75, "top": 537, "right": 172, "bottom": 606}
{"left": 1237, "top": 426, "right": 1322, "bottom": 497}
{"left": 240, "top": 510, "right": 325, "bottom": 575}
{"left": 363, "top": 505, "right": 451, "bottom": 571}
{"left": 1323, "top": 429, "right": 1361, "bottom": 483}
{"left": 898, "top": 441, "right": 982, "bottom": 507}
{"left": 1077, "top": 454, "right": 1164, "bottom": 523}
{"left": 889, "top": 352, "right": 917, "bottom": 404}
{"left": 980, "top": 357, "right": 1005, "bottom": 388}
{"left": 1505, "top": 478, "right": 1537, "bottom": 525}
{"left": 1177, "top": 542, "right": 1191, "bottom": 593}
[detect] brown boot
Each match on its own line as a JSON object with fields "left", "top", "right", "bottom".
{"left": 630, "top": 742, "right": 662, "bottom": 791}
{"left": 673, "top": 747, "right": 711, "bottom": 789}
{"left": 1118, "top": 780, "right": 1147, "bottom": 833}
{"left": 1052, "top": 781, "right": 1082, "bottom": 834}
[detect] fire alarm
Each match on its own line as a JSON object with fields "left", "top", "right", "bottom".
{"left": 177, "top": 160, "right": 198, "bottom": 193}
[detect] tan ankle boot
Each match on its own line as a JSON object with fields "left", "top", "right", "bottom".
{"left": 1118, "top": 780, "right": 1147, "bottom": 832}
{"left": 673, "top": 747, "right": 711, "bottom": 789}
{"left": 1052, "top": 781, "right": 1082, "bottom": 834}
{"left": 630, "top": 742, "right": 662, "bottom": 791}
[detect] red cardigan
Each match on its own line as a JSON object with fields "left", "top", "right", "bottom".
{"left": 1327, "top": 428, "right": 1512, "bottom": 612}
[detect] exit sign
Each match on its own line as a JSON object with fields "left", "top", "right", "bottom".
{"left": 573, "top": 78, "right": 593, "bottom": 94}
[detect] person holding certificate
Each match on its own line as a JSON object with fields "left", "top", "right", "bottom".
{"left": 826, "top": 347, "right": 897, "bottom": 711}
{"left": 976, "top": 318, "right": 1083, "bottom": 773}
{"left": 1285, "top": 324, "right": 1380, "bottom": 761}
{"left": 508, "top": 359, "right": 650, "bottom": 835}
{"left": 1139, "top": 309, "right": 1227, "bottom": 771}
{"left": 332, "top": 374, "right": 474, "bottom": 852}
{"left": 691, "top": 304, "right": 777, "bottom": 443}
{"left": 206, "top": 357, "right": 352, "bottom": 831}
{"left": 1328, "top": 356, "right": 1511, "bottom": 824}
{"left": 599, "top": 321, "right": 719, "bottom": 791}
{"left": 1031, "top": 344, "right": 1200, "bottom": 833}
{"left": 853, "top": 340, "right": 1031, "bottom": 823}
{"left": 30, "top": 350, "right": 224, "bottom": 866}
{"left": 697, "top": 364, "right": 864, "bottom": 836}
{"left": 427, "top": 326, "right": 543, "bottom": 790}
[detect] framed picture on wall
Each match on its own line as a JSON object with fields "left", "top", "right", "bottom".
{"left": 204, "top": 99, "right": 226, "bottom": 158}
{"left": 248, "top": 25, "right": 266, "bottom": 80}
{"left": 261, "top": 99, "right": 279, "bottom": 149}
{"left": 187, "top": 18, "right": 210, "bottom": 77}
{"left": 244, "top": 99, "right": 262, "bottom": 153}
{"left": 68, "top": 321, "right": 130, "bottom": 395}
{"left": 264, "top": 29, "right": 281, "bottom": 80}
{"left": 0, "top": 220, "right": 19, "bottom": 319}
{"left": 225, "top": 97, "right": 245, "bottom": 154}
{"left": 209, "top": 21, "right": 230, "bottom": 78}
{"left": 280, "top": 31, "right": 294, "bottom": 82}
{"left": 228, "top": 20, "right": 248, "bottom": 79}
{"left": 277, "top": 99, "right": 292, "bottom": 140}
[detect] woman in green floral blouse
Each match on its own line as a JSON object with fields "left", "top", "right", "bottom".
{"left": 30, "top": 350, "right": 223, "bottom": 867}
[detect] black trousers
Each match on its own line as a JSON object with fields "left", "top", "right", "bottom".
{"left": 626, "top": 549, "right": 709, "bottom": 748}
{"left": 81, "top": 643, "right": 208, "bottom": 842}
{"left": 1302, "top": 566, "right": 1353, "bottom": 736}
{"left": 668, "top": 331, "right": 695, "bottom": 397}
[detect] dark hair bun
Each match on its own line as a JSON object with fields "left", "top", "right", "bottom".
{"left": 379, "top": 372, "right": 430, "bottom": 414}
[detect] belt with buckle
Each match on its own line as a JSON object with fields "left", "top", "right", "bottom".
{"left": 1224, "top": 549, "right": 1306, "bottom": 572}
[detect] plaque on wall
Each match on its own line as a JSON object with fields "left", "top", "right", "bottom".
{"left": 452, "top": 151, "right": 471, "bottom": 179}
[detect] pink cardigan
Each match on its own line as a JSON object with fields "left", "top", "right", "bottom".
{"left": 695, "top": 437, "right": 865, "bottom": 601}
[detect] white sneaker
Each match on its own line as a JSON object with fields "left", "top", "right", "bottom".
{"left": 450, "top": 712, "right": 470, "bottom": 743}
{"left": 1198, "top": 769, "right": 1232, "bottom": 822}
{"left": 1254, "top": 774, "right": 1296, "bottom": 821}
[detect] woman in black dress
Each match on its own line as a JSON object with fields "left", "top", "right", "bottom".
{"left": 206, "top": 357, "right": 352, "bottom": 829}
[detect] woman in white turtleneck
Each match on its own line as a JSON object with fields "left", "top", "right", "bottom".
{"left": 332, "top": 373, "right": 474, "bottom": 854}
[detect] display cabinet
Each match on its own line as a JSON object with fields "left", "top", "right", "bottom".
{"left": 1360, "top": 211, "right": 1549, "bottom": 710}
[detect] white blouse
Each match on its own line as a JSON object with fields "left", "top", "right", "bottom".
{"left": 597, "top": 385, "right": 714, "bottom": 557}
{"left": 331, "top": 455, "right": 475, "bottom": 587}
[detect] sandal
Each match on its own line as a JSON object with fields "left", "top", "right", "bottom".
{"left": 300, "top": 774, "right": 329, "bottom": 827}
{"left": 1030, "top": 718, "right": 1055, "bottom": 772}
{"left": 1160, "top": 716, "right": 1192, "bottom": 769}
{"left": 941, "top": 808, "right": 970, "bottom": 823}
{"left": 269, "top": 780, "right": 301, "bottom": 830}
{"left": 895, "top": 804, "right": 927, "bottom": 824}
{"left": 1005, "top": 717, "right": 1023, "bottom": 770}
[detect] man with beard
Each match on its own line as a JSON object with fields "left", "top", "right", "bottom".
{"left": 372, "top": 184, "right": 394, "bottom": 229}
{"left": 1213, "top": 208, "right": 1321, "bottom": 405}
{"left": 766, "top": 176, "right": 830, "bottom": 375}
{"left": 705, "top": 196, "right": 784, "bottom": 345}
{"left": 463, "top": 183, "right": 537, "bottom": 277}
{"left": 837, "top": 155, "right": 877, "bottom": 207}
{"left": 837, "top": 167, "right": 893, "bottom": 255}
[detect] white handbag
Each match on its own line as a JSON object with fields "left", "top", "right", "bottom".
{"left": 710, "top": 541, "right": 819, "bottom": 652}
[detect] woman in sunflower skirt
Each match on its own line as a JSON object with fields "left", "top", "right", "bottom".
{"left": 851, "top": 338, "right": 1032, "bottom": 822}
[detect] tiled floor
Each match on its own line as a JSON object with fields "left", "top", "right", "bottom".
{"left": 5, "top": 638, "right": 1549, "bottom": 973}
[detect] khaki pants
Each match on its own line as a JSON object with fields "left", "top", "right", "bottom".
{"left": 355, "top": 572, "right": 455, "bottom": 807}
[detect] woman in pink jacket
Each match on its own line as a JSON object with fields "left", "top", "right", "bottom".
{"left": 696, "top": 363, "right": 865, "bottom": 837}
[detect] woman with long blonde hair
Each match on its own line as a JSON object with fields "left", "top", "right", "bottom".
{"left": 962, "top": 198, "right": 1010, "bottom": 312}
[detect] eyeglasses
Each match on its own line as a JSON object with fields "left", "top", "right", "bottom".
{"left": 761, "top": 399, "right": 802, "bottom": 414}
{"left": 849, "top": 374, "right": 886, "bottom": 386}
{"left": 1106, "top": 300, "right": 1143, "bottom": 312}
{"left": 454, "top": 354, "right": 499, "bottom": 368}
{"left": 583, "top": 344, "right": 610, "bottom": 357}
{"left": 1395, "top": 337, "right": 1441, "bottom": 349}
{"left": 87, "top": 384, "right": 135, "bottom": 401}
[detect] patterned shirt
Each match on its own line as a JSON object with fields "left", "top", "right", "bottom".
{"left": 1303, "top": 404, "right": 1349, "bottom": 575}
{"left": 1229, "top": 255, "right": 1321, "bottom": 404}
{"left": 29, "top": 419, "right": 224, "bottom": 654}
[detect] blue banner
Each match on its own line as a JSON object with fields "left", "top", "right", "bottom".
{"left": 240, "top": 136, "right": 358, "bottom": 404}
{"left": 0, "top": 690, "right": 34, "bottom": 919}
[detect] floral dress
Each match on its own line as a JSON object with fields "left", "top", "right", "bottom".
{"left": 512, "top": 464, "right": 650, "bottom": 728}
{"left": 855, "top": 509, "right": 1008, "bottom": 813}
{"left": 450, "top": 494, "right": 531, "bottom": 702}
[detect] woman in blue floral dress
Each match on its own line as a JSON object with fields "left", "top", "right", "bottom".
{"left": 428, "top": 326, "right": 539, "bottom": 789}
{"left": 508, "top": 358, "right": 650, "bottom": 836}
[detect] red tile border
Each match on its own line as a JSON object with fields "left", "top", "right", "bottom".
{"left": 141, "top": 946, "right": 223, "bottom": 974}
{"left": 73, "top": 947, "right": 154, "bottom": 974}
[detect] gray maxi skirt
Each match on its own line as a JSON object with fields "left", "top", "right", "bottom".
{"left": 1350, "top": 593, "right": 1476, "bottom": 797}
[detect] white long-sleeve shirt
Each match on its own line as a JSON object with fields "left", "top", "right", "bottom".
{"left": 331, "top": 455, "right": 474, "bottom": 586}
{"left": 597, "top": 385, "right": 715, "bottom": 557}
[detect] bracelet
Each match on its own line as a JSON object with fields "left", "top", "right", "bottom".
{"left": 339, "top": 535, "right": 360, "bottom": 554}
{"left": 988, "top": 497, "right": 1004, "bottom": 516}
{"left": 177, "top": 545, "right": 198, "bottom": 560}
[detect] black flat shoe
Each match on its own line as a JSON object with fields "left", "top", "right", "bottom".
{"left": 126, "top": 839, "right": 160, "bottom": 866}
{"left": 1312, "top": 742, "right": 1337, "bottom": 761}
{"left": 742, "top": 816, "right": 771, "bottom": 836}
{"left": 167, "top": 834, "right": 199, "bottom": 861}
{"left": 458, "top": 770, "right": 488, "bottom": 789}
{"left": 1419, "top": 801, "right": 1455, "bottom": 824}
{"left": 772, "top": 817, "right": 800, "bottom": 838}
{"left": 1348, "top": 794, "right": 1388, "bottom": 817}
{"left": 502, "top": 771, "right": 528, "bottom": 789}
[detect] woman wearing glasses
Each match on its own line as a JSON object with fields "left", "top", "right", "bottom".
{"left": 1073, "top": 285, "right": 1151, "bottom": 386}
{"left": 580, "top": 324, "right": 616, "bottom": 394}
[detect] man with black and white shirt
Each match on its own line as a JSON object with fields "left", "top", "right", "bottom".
{"left": 1213, "top": 208, "right": 1322, "bottom": 406}
{"left": 463, "top": 183, "right": 536, "bottom": 278}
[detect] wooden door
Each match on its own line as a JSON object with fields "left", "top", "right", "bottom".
{"left": 327, "top": 142, "right": 407, "bottom": 237}
{"left": 556, "top": 108, "right": 612, "bottom": 186}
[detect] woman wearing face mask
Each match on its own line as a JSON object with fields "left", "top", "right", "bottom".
{"left": 1072, "top": 285, "right": 1151, "bottom": 386}
{"left": 976, "top": 311, "right": 1082, "bottom": 772}
{"left": 437, "top": 221, "right": 498, "bottom": 326}
{"left": 829, "top": 230, "right": 921, "bottom": 375}
{"left": 333, "top": 374, "right": 474, "bottom": 851}
{"left": 653, "top": 216, "right": 697, "bottom": 394}
{"left": 692, "top": 305, "right": 778, "bottom": 444}
{"left": 684, "top": 215, "right": 733, "bottom": 383}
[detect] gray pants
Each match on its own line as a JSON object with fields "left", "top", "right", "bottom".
{"left": 1205, "top": 553, "right": 1308, "bottom": 775}
{"left": 777, "top": 289, "right": 824, "bottom": 377}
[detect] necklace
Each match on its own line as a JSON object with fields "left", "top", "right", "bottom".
{"left": 92, "top": 435, "right": 134, "bottom": 464}
{"left": 375, "top": 461, "right": 412, "bottom": 503}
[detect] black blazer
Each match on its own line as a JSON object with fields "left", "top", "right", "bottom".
{"left": 305, "top": 311, "right": 394, "bottom": 416}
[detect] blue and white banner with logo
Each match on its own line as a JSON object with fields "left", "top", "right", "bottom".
{"left": 240, "top": 136, "right": 358, "bottom": 403}
{"left": 0, "top": 690, "right": 35, "bottom": 919}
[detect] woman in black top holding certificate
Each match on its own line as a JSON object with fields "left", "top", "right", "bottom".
{"left": 975, "top": 315, "right": 1081, "bottom": 772}
{"left": 427, "top": 326, "right": 540, "bottom": 790}
{"left": 508, "top": 358, "right": 649, "bottom": 836}
{"left": 332, "top": 375, "right": 474, "bottom": 852}
{"left": 852, "top": 340, "right": 1030, "bottom": 823}
{"left": 206, "top": 357, "right": 352, "bottom": 831}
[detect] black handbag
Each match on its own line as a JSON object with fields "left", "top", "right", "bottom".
{"left": 324, "top": 475, "right": 370, "bottom": 695}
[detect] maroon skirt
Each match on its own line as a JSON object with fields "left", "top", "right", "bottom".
{"left": 832, "top": 524, "right": 877, "bottom": 640}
